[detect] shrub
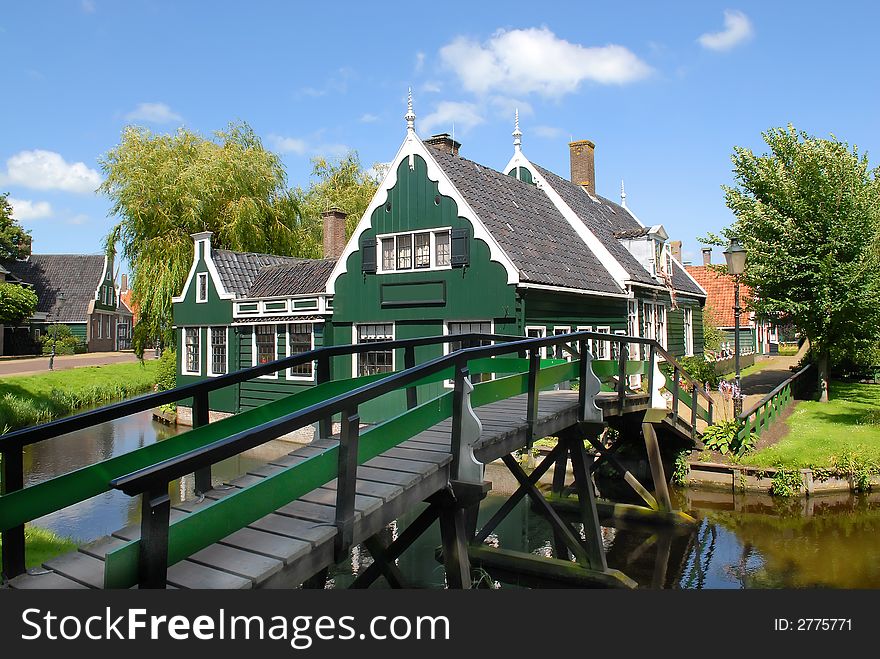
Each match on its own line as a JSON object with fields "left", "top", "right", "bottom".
{"left": 39, "top": 325, "right": 86, "bottom": 355}
{"left": 156, "top": 349, "right": 177, "bottom": 392}
{"left": 702, "top": 419, "right": 754, "bottom": 456}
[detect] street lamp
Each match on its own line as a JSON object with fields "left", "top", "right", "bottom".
{"left": 724, "top": 239, "right": 747, "bottom": 416}
{"left": 48, "top": 291, "right": 65, "bottom": 371}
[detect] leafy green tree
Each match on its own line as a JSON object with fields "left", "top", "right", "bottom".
{"left": 101, "top": 122, "right": 312, "bottom": 353}
{"left": 295, "top": 152, "right": 384, "bottom": 246}
{"left": 714, "top": 125, "right": 880, "bottom": 401}
{"left": 701, "top": 303, "right": 725, "bottom": 353}
{"left": 0, "top": 192, "right": 33, "bottom": 261}
{"left": 0, "top": 282, "right": 37, "bottom": 324}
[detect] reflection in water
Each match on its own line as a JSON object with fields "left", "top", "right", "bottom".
{"left": 24, "top": 410, "right": 294, "bottom": 543}
{"left": 329, "top": 489, "right": 880, "bottom": 589}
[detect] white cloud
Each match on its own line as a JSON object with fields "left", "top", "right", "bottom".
{"left": 489, "top": 96, "right": 533, "bottom": 120}
{"left": 534, "top": 125, "right": 562, "bottom": 139}
{"left": 124, "top": 102, "right": 183, "bottom": 124}
{"left": 439, "top": 27, "right": 652, "bottom": 98}
{"left": 67, "top": 214, "right": 89, "bottom": 225}
{"left": 269, "top": 134, "right": 349, "bottom": 158}
{"left": 421, "top": 81, "right": 442, "bottom": 94}
{"left": 360, "top": 113, "right": 380, "bottom": 123}
{"left": 698, "top": 10, "right": 754, "bottom": 51}
{"left": 269, "top": 135, "right": 309, "bottom": 155}
{"left": 420, "top": 101, "right": 485, "bottom": 135}
{"left": 8, "top": 198, "right": 52, "bottom": 221}
{"left": 415, "top": 51, "right": 426, "bottom": 72}
{"left": 3, "top": 150, "right": 101, "bottom": 194}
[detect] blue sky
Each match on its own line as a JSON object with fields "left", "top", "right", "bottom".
{"left": 2, "top": 1, "right": 878, "bottom": 273}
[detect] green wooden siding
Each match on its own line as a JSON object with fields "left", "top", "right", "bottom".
{"left": 722, "top": 327, "right": 755, "bottom": 353}
{"left": 524, "top": 292, "right": 627, "bottom": 333}
{"left": 176, "top": 326, "right": 240, "bottom": 413}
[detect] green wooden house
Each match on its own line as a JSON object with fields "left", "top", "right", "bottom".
{"left": 172, "top": 99, "right": 706, "bottom": 423}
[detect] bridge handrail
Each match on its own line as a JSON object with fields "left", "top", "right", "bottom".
{"left": 736, "top": 364, "right": 815, "bottom": 441}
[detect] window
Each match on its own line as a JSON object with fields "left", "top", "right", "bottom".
{"left": 33, "top": 328, "right": 41, "bottom": 340}
{"left": 414, "top": 232, "right": 431, "bottom": 268}
{"left": 376, "top": 229, "right": 453, "bottom": 272}
{"left": 209, "top": 327, "right": 227, "bottom": 375}
{"left": 552, "top": 327, "right": 572, "bottom": 360}
{"left": 627, "top": 299, "right": 640, "bottom": 360}
{"left": 255, "top": 325, "right": 276, "bottom": 365}
{"left": 97, "top": 314, "right": 103, "bottom": 339}
{"left": 656, "top": 305, "right": 667, "bottom": 349}
{"left": 356, "top": 324, "right": 394, "bottom": 376}
{"left": 396, "top": 234, "right": 412, "bottom": 270}
{"left": 381, "top": 238, "right": 395, "bottom": 271}
{"left": 525, "top": 326, "right": 547, "bottom": 359}
{"left": 183, "top": 328, "right": 200, "bottom": 375}
{"left": 447, "top": 321, "right": 492, "bottom": 384}
{"left": 643, "top": 303, "right": 656, "bottom": 342}
{"left": 105, "top": 314, "right": 111, "bottom": 339}
{"left": 683, "top": 308, "right": 694, "bottom": 356}
{"left": 595, "top": 327, "right": 611, "bottom": 359}
{"left": 611, "top": 330, "right": 626, "bottom": 361}
{"left": 287, "top": 323, "right": 314, "bottom": 379}
{"left": 435, "top": 231, "right": 450, "bottom": 266}
{"left": 576, "top": 326, "right": 593, "bottom": 357}
{"left": 197, "top": 273, "right": 208, "bottom": 303}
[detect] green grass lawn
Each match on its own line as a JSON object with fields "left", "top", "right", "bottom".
{"left": 0, "top": 526, "right": 78, "bottom": 569}
{"left": 722, "top": 358, "right": 778, "bottom": 381}
{"left": 0, "top": 360, "right": 159, "bottom": 431}
{"left": 741, "top": 381, "right": 880, "bottom": 469}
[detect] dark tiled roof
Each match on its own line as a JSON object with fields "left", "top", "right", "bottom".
{"left": 531, "top": 164, "right": 657, "bottom": 287}
{"left": 247, "top": 259, "right": 336, "bottom": 297}
{"left": 212, "top": 249, "right": 303, "bottom": 297}
{"left": 670, "top": 261, "right": 706, "bottom": 297}
{"left": 612, "top": 228, "right": 650, "bottom": 239}
{"left": 2, "top": 254, "right": 104, "bottom": 323}
{"left": 427, "top": 148, "right": 624, "bottom": 294}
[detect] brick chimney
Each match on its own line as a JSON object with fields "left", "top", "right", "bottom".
{"left": 670, "top": 241, "right": 682, "bottom": 264}
{"left": 322, "top": 207, "right": 348, "bottom": 260}
{"left": 569, "top": 139, "right": 596, "bottom": 196}
{"left": 121, "top": 273, "right": 129, "bottom": 292}
{"left": 702, "top": 247, "right": 712, "bottom": 266}
{"left": 424, "top": 133, "right": 461, "bottom": 156}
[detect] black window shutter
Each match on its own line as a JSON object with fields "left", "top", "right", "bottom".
{"left": 361, "top": 237, "right": 377, "bottom": 273}
{"left": 451, "top": 228, "right": 469, "bottom": 267}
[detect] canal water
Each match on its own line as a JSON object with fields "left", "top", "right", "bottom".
{"left": 21, "top": 411, "right": 880, "bottom": 589}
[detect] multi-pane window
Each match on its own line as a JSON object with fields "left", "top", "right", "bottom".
{"left": 526, "top": 326, "right": 547, "bottom": 359}
{"left": 255, "top": 325, "right": 276, "bottom": 365}
{"left": 184, "top": 327, "right": 200, "bottom": 374}
{"left": 105, "top": 314, "right": 111, "bottom": 339}
{"left": 627, "top": 300, "right": 640, "bottom": 359}
{"left": 595, "top": 327, "right": 610, "bottom": 359}
{"left": 656, "top": 305, "right": 667, "bottom": 349}
{"left": 576, "top": 326, "right": 593, "bottom": 357}
{"left": 197, "top": 273, "right": 208, "bottom": 302}
{"left": 356, "top": 324, "right": 394, "bottom": 376}
{"left": 683, "top": 308, "right": 694, "bottom": 356}
{"left": 414, "top": 232, "right": 430, "bottom": 269}
{"left": 643, "top": 303, "right": 656, "bottom": 342}
{"left": 552, "top": 327, "right": 572, "bottom": 360}
{"left": 288, "top": 323, "right": 313, "bottom": 378}
{"left": 447, "top": 321, "right": 492, "bottom": 383}
{"left": 210, "top": 327, "right": 227, "bottom": 375}
{"left": 396, "top": 234, "right": 412, "bottom": 270}
{"left": 377, "top": 229, "right": 452, "bottom": 272}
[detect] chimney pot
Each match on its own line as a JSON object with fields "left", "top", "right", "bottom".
{"left": 569, "top": 139, "right": 596, "bottom": 196}
{"left": 322, "top": 207, "right": 348, "bottom": 260}
{"left": 702, "top": 247, "right": 712, "bottom": 266}
{"left": 424, "top": 133, "right": 461, "bottom": 156}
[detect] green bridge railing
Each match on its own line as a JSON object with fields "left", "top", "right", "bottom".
{"left": 736, "top": 364, "right": 816, "bottom": 443}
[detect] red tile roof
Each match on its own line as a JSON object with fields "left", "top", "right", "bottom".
{"left": 685, "top": 265, "right": 754, "bottom": 328}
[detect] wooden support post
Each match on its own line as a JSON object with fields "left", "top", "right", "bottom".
{"left": 1, "top": 446, "right": 26, "bottom": 581}
{"left": 617, "top": 342, "right": 629, "bottom": 415}
{"left": 192, "top": 390, "right": 211, "bottom": 495}
{"left": 526, "top": 349, "right": 541, "bottom": 451}
{"left": 334, "top": 408, "right": 360, "bottom": 561}
{"left": 437, "top": 489, "right": 472, "bottom": 589}
{"left": 690, "top": 384, "right": 698, "bottom": 439}
{"left": 566, "top": 429, "right": 608, "bottom": 571}
{"left": 671, "top": 366, "right": 680, "bottom": 427}
{"left": 404, "top": 345, "right": 417, "bottom": 410}
{"left": 317, "top": 355, "right": 332, "bottom": 439}
{"left": 138, "top": 485, "right": 171, "bottom": 589}
{"left": 363, "top": 535, "right": 407, "bottom": 589}
{"left": 642, "top": 422, "right": 672, "bottom": 512}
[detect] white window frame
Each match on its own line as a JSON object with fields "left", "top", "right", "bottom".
{"left": 595, "top": 326, "right": 611, "bottom": 360}
{"left": 525, "top": 325, "right": 547, "bottom": 359}
{"left": 352, "top": 323, "right": 396, "bottom": 378}
{"left": 552, "top": 326, "right": 572, "bottom": 361}
{"left": 196, "top": 272, "right": 209, "bottom": 303}
{"left": 286, "top": 322, "right": 316, "bottom": 382}
{"left": 207, "top": 326, "right": 228, "bottom": 377}
{"left": 97, "top": 313, "right": 103, "bottom": 339}
{"left": 612, "top": 329, "right": 627, "bottom": 361}
{"left": 683, "top": 307, "right": 694, "bottom": 357}
{"left": 252, "top": 324, "right": 279, "bottom": 379}
{"left": 443, "top": 320, "right": 494, "bottom": 387}
{"left": 575, "top": 326, "right": 594, "bottom": 357}
{"left": 657, "top": 305, "right": 667, "bottom": 349}
{"left": 375, "top": 228, "right": 454, "bottom": 274}
{"left": 182, "top": 327, "right": 201, "bottom": 376}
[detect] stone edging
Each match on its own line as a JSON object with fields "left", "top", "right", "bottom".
{"left": 686, "top": 460, "right": 880, "bottom": 496}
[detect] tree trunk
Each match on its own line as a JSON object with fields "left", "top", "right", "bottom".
{"left": 818, "top": 350, "right": 829, "bottom": 402}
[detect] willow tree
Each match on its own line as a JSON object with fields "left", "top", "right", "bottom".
{"left": 101, "top": 122, "right": 316, "bottom": 353}
{"left": 720, "top": 125, "right": 880, "bottom": 401}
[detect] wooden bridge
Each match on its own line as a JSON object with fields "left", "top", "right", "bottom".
{"left": 0, "top": 331, "right": 713, "bottom": 590}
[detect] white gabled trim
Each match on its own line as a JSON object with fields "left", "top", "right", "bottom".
{"left": 518, "top": 282, "right": 629, "bottom": 299}
{"left": 670, "top": 254, "right": 708, "bottom": 297}
{"left": 327, "top": 131, "right": 520, "bottom": 294}
{"left": 505, "top": 152, "right": 629, "bottom": 291}
{"left": 172, "top": 233, "right": 235, "bottom": 303}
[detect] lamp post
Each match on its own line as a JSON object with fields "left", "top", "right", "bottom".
{"left": 724, "top": 239, "right": 747, "bottom": 417}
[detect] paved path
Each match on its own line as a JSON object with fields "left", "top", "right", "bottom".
{"left": 0, "top": 352, "right": 156, "bottom": 378}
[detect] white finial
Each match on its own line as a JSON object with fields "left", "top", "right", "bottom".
{"left": 620, "top": 179, "right": 627, "bottom": 208}
{"left": 405, "top": 87, "right": 416, "bottom": 132}
{"left": 512, "top": 108, "right": 522, "bottom": 152}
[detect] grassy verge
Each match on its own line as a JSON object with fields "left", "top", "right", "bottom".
{"left": 0, "top": 360, "right": 159, "bottom": 432}
{"left": 722, "top": 358, "right": 778, "bottom": 381}
{"left": 740, "top": 381, "right": 880, "bottom": 470}
{"left": 0, "top": 526, "right": 78, "bottom": 569}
